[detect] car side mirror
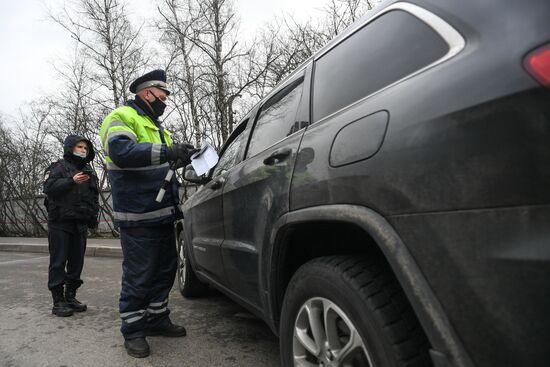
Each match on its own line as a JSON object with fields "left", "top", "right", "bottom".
{"left": 183, "top": 164, "right": 210, "bottom": 184}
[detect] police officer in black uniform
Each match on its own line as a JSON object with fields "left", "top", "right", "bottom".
{"left": 43, "top": 135, "right": 99, "bottom": 317}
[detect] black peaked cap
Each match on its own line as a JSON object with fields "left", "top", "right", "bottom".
{"left": 129, "top": 69, "right": 171, "bottom": 95}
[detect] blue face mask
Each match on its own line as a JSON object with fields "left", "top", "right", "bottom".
{"left": 73, "top": 151, "right": 87, "bottom": 159}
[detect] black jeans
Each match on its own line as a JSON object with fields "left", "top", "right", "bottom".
{"left": 47, "top": 222, "right": 87, "bottom": 290}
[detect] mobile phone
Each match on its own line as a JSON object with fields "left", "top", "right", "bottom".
{"left": 81, "top": 169, "right": 94, "bottom": 175}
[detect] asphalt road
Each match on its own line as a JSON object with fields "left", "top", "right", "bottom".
{"left": 0, "top": 251, "right": 280, "bottom": 367}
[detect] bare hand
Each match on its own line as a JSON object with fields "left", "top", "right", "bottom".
{"left": 73, "top": 172, "right": 90, "bottom": 184}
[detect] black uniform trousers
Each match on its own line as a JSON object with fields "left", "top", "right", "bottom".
{"left": 47, "top": 222, "right": 87, "bottom": 290}
{"left": 119, "top": 223, "right": 177, "bottom": 340}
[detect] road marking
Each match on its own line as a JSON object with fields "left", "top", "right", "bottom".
{"left": 0, "top": 256, "right": 49, "bottom": 265}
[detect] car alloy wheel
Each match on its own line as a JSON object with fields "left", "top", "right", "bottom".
{"left": 293, "top": 297, "right": 372, "bottom": 367}
{"left": 178, "top": 234, "right": 187, "bottom": 289}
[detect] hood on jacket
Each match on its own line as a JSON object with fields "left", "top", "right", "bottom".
{"left": 63, "top": 134, "right": 96, "bottom": 164}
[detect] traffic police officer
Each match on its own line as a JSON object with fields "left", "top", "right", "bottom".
{"left": 43, "top": 135, "right": 99, "bottom": 317}
{"left": 100, "top": 70, "right": 196, "bottom": 358}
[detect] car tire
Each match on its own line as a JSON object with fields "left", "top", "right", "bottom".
{"left": 176, "top": 228, "right": 208, "bottom": 297}
{"left": 280, "top": 256, "right": 431, "bottom": 367}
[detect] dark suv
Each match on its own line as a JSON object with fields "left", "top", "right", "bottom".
{"left": 176, "top": 1, "right": 550, "bottom": 366}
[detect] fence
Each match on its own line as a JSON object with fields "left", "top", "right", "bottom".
{"left": 0, "top": 185, "right": 197, "bottom": 237}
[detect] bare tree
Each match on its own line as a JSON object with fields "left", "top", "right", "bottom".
{"left": 44, "top": 49, "right": 97, "bottom": 143}
{"left": 157, "top": 0, "right": 205, "bottom": 146}
{"left": 323, "top": 0, "right": 375, "bottom": 36}
{"left": 253, "top": 18, "right": 327, "bottom": 96}
{"left": 0, "top": 117, "right": 11, "bottom": 235}
{"left": 255, "top": 0, "right": 380, "bottom": 90}
{"left": 48, "top": 0, "right": 154, "bottom": 236}
{"left": 49, "top": 0, "right": 149, "bottom": 108}
{"left": 0, "top": 106, "right": 57, "bottom": 236}
{"left": 158, "top": 0, "right": 275, "bottom": 146}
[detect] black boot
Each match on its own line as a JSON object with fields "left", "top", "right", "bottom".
{"left": 51, "top": 285, "right": 73, "bottom": 317}
{"left": 124, "top": 337, "right": 150, "bottom": 358}
{"left": 145, "top": 321, "right": 187, "bottom": 337}
{"left": 65, "top": 286, "right": 87, "bottom": 312}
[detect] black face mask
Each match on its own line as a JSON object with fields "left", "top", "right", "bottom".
{"left": 149, "top": 92, "right": 167, "bottom": 117}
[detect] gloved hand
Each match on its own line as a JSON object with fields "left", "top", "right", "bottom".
{"left": 165, "top": 143, "right": 197, "bottom": 166}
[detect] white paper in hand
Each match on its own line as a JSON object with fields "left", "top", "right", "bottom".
{"left": 190, "top": 142, "right": 219, "bottom": 176}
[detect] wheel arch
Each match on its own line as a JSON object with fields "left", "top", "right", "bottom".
{"left": 265, "top": 204, "right": 474, "bottom": 367}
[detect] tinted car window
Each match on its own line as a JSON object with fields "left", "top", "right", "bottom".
{"left": 247, "top": 77, "right": 304, "bottom": 158}
{"left": 313, "top": 10, "right": 449, "bottom": 122}
{"left": 212, "top": 131, "right": 246, "bottom": 177}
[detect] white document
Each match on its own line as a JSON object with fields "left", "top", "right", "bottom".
{"left": 190, "top": 142, "right": 219, "bottom": 176}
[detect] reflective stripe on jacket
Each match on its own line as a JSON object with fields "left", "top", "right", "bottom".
{"left": 100, "top": 101, "right": 178, "bottom": 227}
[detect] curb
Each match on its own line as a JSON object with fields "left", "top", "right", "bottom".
{"left": 0, "top": 243, "right": 122, "bottom": 258}
{"left": 0, "top": 244, "right": 49, "bottom": 254}
{"left": 86, "top": 246, "right": 123, "bottom": 258}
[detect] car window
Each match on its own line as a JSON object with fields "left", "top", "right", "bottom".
{"left": 246, "top": 77, "right": 304, "bottom": 158}
{"left": 212, "top": 130, "right": 246, "bottom": 177}
{"left": 313, "top": 10, "right": 450, "bottom": 122}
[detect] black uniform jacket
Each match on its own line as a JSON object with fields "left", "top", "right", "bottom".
{"left": 43, "top": 135, "right": 99, "bottom": 229}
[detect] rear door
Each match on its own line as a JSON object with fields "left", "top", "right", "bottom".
{"left": 220, "top": 66, "right": 311, "bottom": 309}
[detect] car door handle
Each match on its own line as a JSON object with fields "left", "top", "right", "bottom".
{"left": 210, "top": 177, "right": 225, "bottom": 190}
{"left": 263, "top": 148, "right": 292, "bottom": 165}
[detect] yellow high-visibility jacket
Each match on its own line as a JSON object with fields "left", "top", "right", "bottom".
{"left": 100, "top": 100, "right": 177, "bottom": 227}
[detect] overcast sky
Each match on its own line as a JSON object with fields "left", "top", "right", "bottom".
{"left": 0, "top": 0, "right": 330, "bottom": 119}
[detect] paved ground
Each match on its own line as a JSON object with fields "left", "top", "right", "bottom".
{"left": 0, "top": 251, "right": 280, "bottom": 367}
